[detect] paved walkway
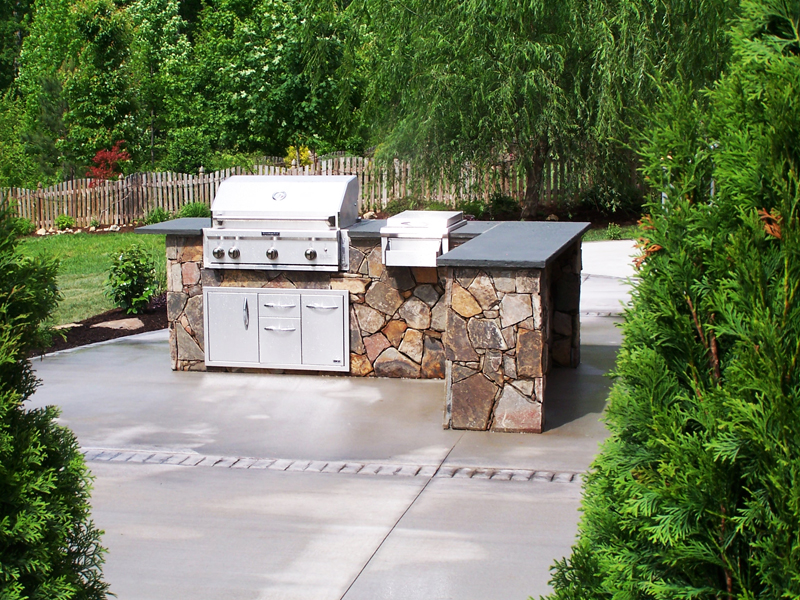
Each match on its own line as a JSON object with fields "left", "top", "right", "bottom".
{"left": 30, "top": 240, "right": 638, "bottom": 600}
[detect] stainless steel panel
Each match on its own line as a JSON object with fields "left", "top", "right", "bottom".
{"left": 259, "top": 317, "right": 301, "bottom": 365}
{"left": 203, "top": 229, "right": 342, "bottom": 271}
{"left": 301, "top": 294, "right": 346, "bottom": 368}
{"left": 204, "top": 290, "right": 259, "bottom": 364}
{"left": 381, "top": 237, "right": 442, "bottom": 267}
{"left": 258, "top": 293, "right": 301, "bottom": 318}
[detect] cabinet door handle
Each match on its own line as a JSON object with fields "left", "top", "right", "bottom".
{"left": 243, "top": 297, "right": 250, "bottom": 330}
{"left": 263, "top": 303, "right": 297, "bottom": 308}
{"left": 263, "top": 326, "right": 297, "bottom": 332}
{"left": 306, "top": 304, "right": 338, "bottom": 310}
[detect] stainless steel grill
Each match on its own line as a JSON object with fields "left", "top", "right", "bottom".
{"left": 380, "top": 210, "right": 466, "bottom": 267}
{"left": 203, "top": 175, "right": 359, "bottom": 271}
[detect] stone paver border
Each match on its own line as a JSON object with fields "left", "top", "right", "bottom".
{"left": 81, "top": 447, "right": 582, "bottom": 484}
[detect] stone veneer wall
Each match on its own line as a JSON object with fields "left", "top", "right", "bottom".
{"left": 166, "top": 234, "right": 447, "bottom": 377}
{"left": 442, "top": 241, "right": 581, "bottom": 433}
{"left": 166, "top": 233, "right": 582, "bottom": 433}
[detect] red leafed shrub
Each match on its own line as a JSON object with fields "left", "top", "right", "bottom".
{"left": 87, "top": 141, "right": 130, "bottom": 187}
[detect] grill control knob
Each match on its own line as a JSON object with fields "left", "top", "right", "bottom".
{"left": 266, "top": 247, "right": 278, "bottom": 260}
{"left": 304, "top": 248, "right": 317, "bottom": 260}
{"left": 212, "top": 247, "right": 225, "bottom": 259}
{"left": 228, "top": 247, "right": 240, "bottom": 259}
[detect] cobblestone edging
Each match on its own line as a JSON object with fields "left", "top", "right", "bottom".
{"left": 81, "top": 447, "right": 582, "bottom": 484}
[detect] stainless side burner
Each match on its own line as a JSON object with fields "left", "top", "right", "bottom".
{"left": 380, "top": 210, "right": 466, "bottom": 267}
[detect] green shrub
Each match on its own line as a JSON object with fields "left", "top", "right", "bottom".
{"left": 605, "top": 223, "right": 622, "bottom": 240}
{"left": 383, "top": 195, "right": 423, "bottom": 216}
{"left": 105, "top": 244, "right": 158, "bottom": 314}
{"left": 55, "top": 213, "right": 75, "bottom": 230}
{"left": 0, "top": 201, "right": 108, "bottom": 599}
{"left": 144, "top": 206, "right": 172, "bottom": 225}
{"left": 578, "top": 182, "right": 641, "bottom": 217}
{"left": 486, "top": 192, "right": 520, "bottom": 220}
{"left": 11, "top": 216, "right": 36, "bottom": 236}
{"left": 547, "top": 2, "right": 800, "bottom": 597}
{"left": 455, "top": 198, "right": 486, "bottom": 220}
{"left": 90, "top": 217, "right": 100, "bottom": 228}
{"left": 176, "top": 202, "right": 211, "bottom": 218}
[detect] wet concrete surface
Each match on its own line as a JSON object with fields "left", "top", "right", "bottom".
{"left": 27, "top": 240, "right": 634, "bottom": 600}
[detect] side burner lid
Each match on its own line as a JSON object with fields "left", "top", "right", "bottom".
{"left": 383, "top": 210, "right": 464, "bottom": 234}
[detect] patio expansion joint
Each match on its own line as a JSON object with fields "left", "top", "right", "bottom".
{"left": 80, "top": 446, "right": 583, "bottom": 484}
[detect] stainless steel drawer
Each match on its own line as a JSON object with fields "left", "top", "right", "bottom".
{"left": 259, "top": 317, "right": 301, "bottom": 365}
{"left": 258, "top": 293, "right": 301, "bottom": 318}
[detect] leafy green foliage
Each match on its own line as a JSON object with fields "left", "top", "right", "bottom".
{"left": 55, "top": 213, "right": 75, "bottom": 230}
{"left": 0, "top": 0, "right": 33, "bottom": 91}
{"left": 546, "top": 0, "right": 800, "bottom": 596}
{"left": 0, "top": 201, "right": 108, "bottom": 599}
{"left": 144, "top": 206, "right": 171, "bottom": 224}
{"left": 10, "top": 216, "right": 35, "bottom": 236}
{"left": 604, "top": 223, "right": 623, "bottom": 240}
{"left": 105, "top": 243, "right": 158, "bottom": 314}
{"left": 176, "top": 201, "right": 210, "bottom": 218}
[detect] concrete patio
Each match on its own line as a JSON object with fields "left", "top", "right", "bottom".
{"left": 30, "top": 240, "right": 636, "bottom": 600}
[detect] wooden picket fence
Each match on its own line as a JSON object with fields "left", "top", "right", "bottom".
{"left": 0, "top": 156, "right": 580, "bottom": 229}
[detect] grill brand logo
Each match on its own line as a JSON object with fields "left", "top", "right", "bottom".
{"left": 272, "top": 191, "right": 287, "bottom": 201}
{"left": 261, "top": 232, "right": 280, "bottom": 236}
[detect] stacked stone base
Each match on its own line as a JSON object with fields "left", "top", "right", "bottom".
{"left": 442, "top": 242, "right": 581, "bottom": 433}
{"left": 165, "top": 233, "right": 581, "bottom": 433}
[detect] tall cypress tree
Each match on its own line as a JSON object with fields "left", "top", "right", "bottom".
{"left": 0, "top": 202, "right": 108, "bottom": 599}
{"left": 546, "top": 0, "right": 800, "bottom": 597}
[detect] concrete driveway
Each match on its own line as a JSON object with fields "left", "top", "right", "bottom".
{"left": 30, "top": 241, "right": 637, "bottom": 600}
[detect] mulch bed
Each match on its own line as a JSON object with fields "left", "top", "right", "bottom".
{"left": 36, "top": 294, "right": 168, "bottom": 355}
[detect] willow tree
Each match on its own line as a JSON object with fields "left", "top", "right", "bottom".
{"left": 581, "top": 0, "right": 739, "bottom": 199}
{"left": 326, "top": 0, "right": 583, "bottom": 218}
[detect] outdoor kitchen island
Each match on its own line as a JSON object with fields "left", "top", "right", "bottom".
{"left": 139, "top": 212, "right": 588, "bottom": 434}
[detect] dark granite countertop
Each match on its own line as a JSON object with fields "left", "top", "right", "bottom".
{"left": 138, "top": 217, "right": 499, "bottom": 238}
{"left": 437, "top": 221, "right": 590, "bottom": 269}
{"left": 136, "top": 218, "right": 210, "bottom": 235}
{"left": 136, "top": 217, "right": 590, "bottom": 269}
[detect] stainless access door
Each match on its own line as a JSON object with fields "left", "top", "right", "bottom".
{"left": 204, "top": 290, "right": 260, "bottom": 364}
{"left": 301, "top": 294, "right": 346, "bottom": 368}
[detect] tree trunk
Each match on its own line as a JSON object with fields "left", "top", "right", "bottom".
{"left": 520, "top": 138, "right": 549, "bottom": 220}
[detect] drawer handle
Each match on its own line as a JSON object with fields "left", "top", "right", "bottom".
{"left": 263, "top": 326, "right": 297, "bottom": 332}
{"left": 306, "top": 304, "right": 338, "bottom": 310}
{"left": 243, "top": 298, "right": 250, "bottom": 330}
{"left": 263, "top": 303, "right": 297, "bottom": 308}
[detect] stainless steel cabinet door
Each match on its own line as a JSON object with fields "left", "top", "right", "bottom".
{"left": 205, "top": 290, "right": 259, "bottom": 363}
{"left": 301, "top": 294, "right": 345, "bottom": 367}
{"left": 259, "top": 317, "right": 301, "bottom": 365}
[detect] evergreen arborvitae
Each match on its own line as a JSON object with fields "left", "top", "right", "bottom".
{"left": 546, "top": 0, "right": 800, "bottom": 597}
{"left": 0, "top": 203, "right": 109, "bottom": 599}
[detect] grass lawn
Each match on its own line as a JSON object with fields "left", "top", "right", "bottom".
{"left": 18, "top": 233, "right": 166, "bottom": 326}
{"left": 582, "top": 224, "right": 641, "bottom": 242}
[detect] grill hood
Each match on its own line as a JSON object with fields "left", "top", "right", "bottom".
{"left": 211, "top": 175, "right": 359, "bottom": 228}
